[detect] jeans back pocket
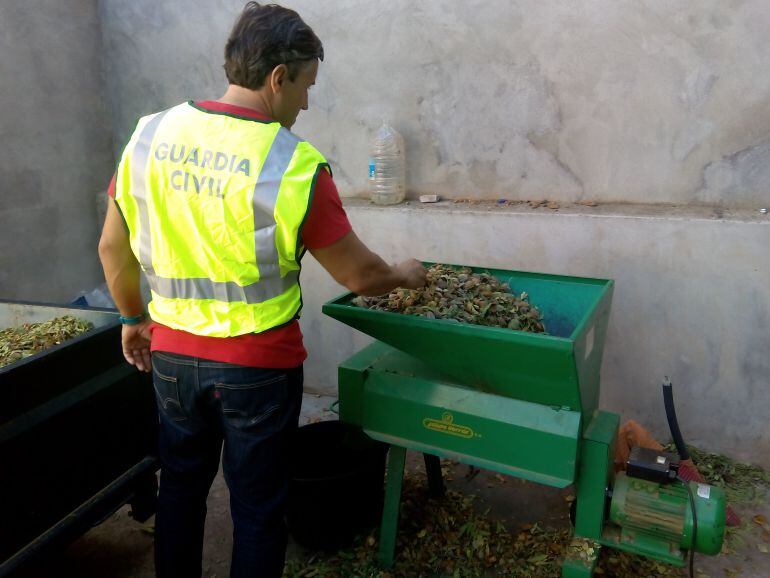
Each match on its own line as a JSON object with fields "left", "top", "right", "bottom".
{"left": 215, "top": 372, "right": 288, "bottom": 431}
{"left": 152, "top": 367, "right": 187, "bottom": 422}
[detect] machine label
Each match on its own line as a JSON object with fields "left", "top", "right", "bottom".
{"left": 585, "top": 325, "right": 595, "bottom": 361}
{"left": 697, "top": 484, "right": 711, "bottom": 499}
{"left": 422, "top": 412, "right": 477, "bottom": 439}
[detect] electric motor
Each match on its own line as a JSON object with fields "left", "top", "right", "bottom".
{"left": 610, "top": 472, "right": 726, "bottom": 555}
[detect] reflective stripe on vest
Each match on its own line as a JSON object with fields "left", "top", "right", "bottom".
{"left": 130, "top": 109, "right": 300, "bottom": 304}
{"left": 115, "top": 102, "right": 327, "bottom": 337}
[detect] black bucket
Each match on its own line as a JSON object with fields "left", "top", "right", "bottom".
{"left": 286, "top": 420, "right": 387, "bottom": 552}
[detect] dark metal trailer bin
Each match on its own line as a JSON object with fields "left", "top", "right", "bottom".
{"left": 0, "top": 302, "right": 158, "bottom": 576}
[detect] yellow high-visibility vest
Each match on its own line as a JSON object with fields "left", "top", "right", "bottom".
{"left": 114, "top": 101, "right": 329, "bottom": 337}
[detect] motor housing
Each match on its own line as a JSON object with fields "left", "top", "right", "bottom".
{"left": 610, "top": 472, "right": 726, "bottom": 555}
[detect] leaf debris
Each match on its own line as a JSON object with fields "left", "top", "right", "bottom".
{"left": 283, "top": 471, "right": 688, "bottom": 577}
{"left": 352, "top": 264, "right": 546, "bottom": 333}
{"left": 665, "top": 444, "right": 770, "bottom": 505}
{"left": 0, "top": 315, "right": 93, "bottom": 368}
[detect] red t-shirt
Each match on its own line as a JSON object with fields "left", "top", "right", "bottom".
{"left": 108, "top": 100, "right": 351, "bottom": 367}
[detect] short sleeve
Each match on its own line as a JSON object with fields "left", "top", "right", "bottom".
{"left": 107, "top": 173, "right": 116, "bottom": 198}
{"left": 300, "top": 168, "right": 352, "bottom": 250}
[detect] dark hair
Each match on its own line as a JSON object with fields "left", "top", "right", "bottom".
{"left": 224, "top": 2, "right": 324, "bottom": 89}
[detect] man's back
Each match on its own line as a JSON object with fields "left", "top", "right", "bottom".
{"left": 114, "top": 101, "right": 327, "bottom": 339}
{"left": 98, "top": 4, "right": 426, "bottom": 577}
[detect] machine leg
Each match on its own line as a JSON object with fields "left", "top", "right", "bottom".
{"left": 561, "top": 411, "right": 618, "bottom": 577}
{"left": 378, "top": 445, "right": 407, "bottom": 568}
{"left": 423, "top": 453, "right": 445, "bottom": 497}
{"left": 574, "top": 412, "right": 618, "bottom": 540}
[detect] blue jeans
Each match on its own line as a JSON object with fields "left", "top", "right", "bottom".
{"left": 151, "top": 351, "right": 303, "bottom": 578}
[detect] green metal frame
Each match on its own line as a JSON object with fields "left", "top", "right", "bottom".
{"left": 574, "top": 412, "right": 618, "bottom": 540}
{"left": 561, "top": 411, "right": 618, "bottom": 577}
{"left": 378, "top": 445, "right": 406, "bottom": 568}
{"left": 326, "top": 265, "right": 708, "bottom": 575}
{"left": 336, "top": 344, "right": 707, "bottom": 575}
{"left": 324, "top": 264, "right": 614, "bottom": 427}
{"left": 340, "top": 342, "right": 622, "bottom": 574}
{"left": 374, "top": 408, "right": 622, "bottom": 575}
{"left": 341, "top": 343, "right": 582, "bottom": 487}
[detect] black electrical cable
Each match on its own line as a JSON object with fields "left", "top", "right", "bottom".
{"left": 678, "top": 475, "right": 697, "bottom": 578}
{"left": 662, "top": 376, "right": 690, "bottom": 460}
{"left": 663, "top": 378, "right": 696, "bottom": 577}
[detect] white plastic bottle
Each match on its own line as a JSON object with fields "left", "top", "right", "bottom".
{"left": 368, "top": 121, "right": 405, "bottom": 205}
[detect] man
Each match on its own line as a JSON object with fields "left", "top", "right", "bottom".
{"left": 98, "top": 3, "right": 426, "bottom": 577}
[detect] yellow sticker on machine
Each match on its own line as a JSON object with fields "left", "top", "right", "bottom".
{"left": 423, "top": 412, "right": 477, "bottom": 439}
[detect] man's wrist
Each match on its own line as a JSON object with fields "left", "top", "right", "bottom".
{"left": 118, "top": 311, "right": 146, "bottom": 325}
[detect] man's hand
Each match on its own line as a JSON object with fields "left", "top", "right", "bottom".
{"left": 394, "top": 259, "right": 427, "bottom": 289}
{"left": 121, "top": 319, "right": 153, "bottom": 372}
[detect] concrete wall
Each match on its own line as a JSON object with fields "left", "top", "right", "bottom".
{"left": 94, "top": 0, "right": 770, "bottom": 463}
{"left": 0, "top": 0, "right": 115, "bottom": 302}
{"left": 3, "top": 2, "right": 764, "bottom": 463}
{"left": 101, "top": 0, "right": 770, "bottom": 208}
{"left": 299, "top": 202, "right": 770, "bottom": 468}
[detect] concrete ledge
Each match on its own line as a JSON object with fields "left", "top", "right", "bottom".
{"left": 341, "top": 197, "right": 770, "bottom": 222}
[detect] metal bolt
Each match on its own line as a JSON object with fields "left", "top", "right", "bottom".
{"left": 761, "top": 208, "right": 768, "bottom": 214}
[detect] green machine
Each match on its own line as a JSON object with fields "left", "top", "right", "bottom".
{"left": 322, "top": 265, "right": 726, "bottom": 577}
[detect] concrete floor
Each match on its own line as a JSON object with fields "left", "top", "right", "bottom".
{"left": 13, "top": 392, "right": 770, "bottom": 578}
